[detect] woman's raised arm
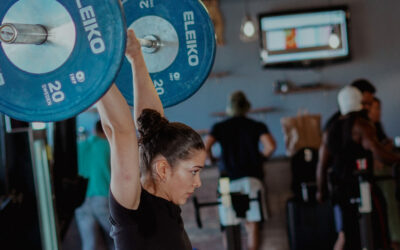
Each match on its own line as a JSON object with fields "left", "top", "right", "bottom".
{"left": 97, "top": 83, "right": 141, "bottom": 210}
{"left": 125, "top": 29, "right": 164, "bottom": 123}
{"left": 97, "top": 29, "right": 165, "bottom": 210}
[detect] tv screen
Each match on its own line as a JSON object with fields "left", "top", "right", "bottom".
{"left": 258, "top": 7, "right": 350, "bottom": 67}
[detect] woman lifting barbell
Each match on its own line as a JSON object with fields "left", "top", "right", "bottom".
{"left": 97, "top": 29, "right": 206, "bottom": 249}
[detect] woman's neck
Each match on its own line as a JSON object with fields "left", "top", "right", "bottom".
{"left": 141, "top": 175, "right": 171, "bottom": 201}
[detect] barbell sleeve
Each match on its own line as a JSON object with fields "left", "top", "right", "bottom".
{"left": 138, "top": 38, "right": 155, "bottom": 48}
{"left": 0, "top": 23, "right": 160, "bottom": 54}
{"left": 0, "top": 23, "right": 48, "bottom": 45}
{"left": 138, "top": 35, "right": 160, "bottom": 53}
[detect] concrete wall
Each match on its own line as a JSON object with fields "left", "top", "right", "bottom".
{"left": 78, "top": 0, "right": 400, "bottom": 157}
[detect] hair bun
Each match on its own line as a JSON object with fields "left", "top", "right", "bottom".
{"left": 137, "top": 109, "right": 169, "bottom": 144}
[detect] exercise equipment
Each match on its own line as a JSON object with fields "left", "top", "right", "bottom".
{"left": 0, "top": 125, "right": 58, "bottom": 249}
{"left": 0, "top": 0, "right": 216, "bottom": 122}
{"left": 0, "top": 0, "right": 126, "bottom": 122}
{"left": 290, "top": 147, "right": 318, "bottom": 202}
{"left": 349, "top": 161, "right": 400, "bottom": 250}
{"left": 286, "top": 198, "right": 337, "bottom": 250}
{"left": 115, "top": 0, "right": 216, "bottom": 108}
{"left": 193, "top": 178, "right": 263, "bottom": 250}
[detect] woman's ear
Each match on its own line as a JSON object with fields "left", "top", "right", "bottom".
{"left": 154, "top": 158, "right": 171, "bottom": 182}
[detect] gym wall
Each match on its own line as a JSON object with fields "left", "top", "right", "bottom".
{"left": 78, "top": 0, "right": 400, "bottom": 157}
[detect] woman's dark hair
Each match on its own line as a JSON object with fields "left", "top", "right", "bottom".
{"left": 137, "top": 109, "right": 205, "bottom": 175}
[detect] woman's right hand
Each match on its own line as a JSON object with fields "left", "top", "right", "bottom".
{"left": 125, "top": 29, "right": 142, "bottom": 63}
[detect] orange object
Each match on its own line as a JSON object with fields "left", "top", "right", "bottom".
{"left": 285, "top": 28, "right": 297, "bottom": 49}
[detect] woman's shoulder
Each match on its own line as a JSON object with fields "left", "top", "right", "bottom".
{"left": 110, "top": 188, "right": 173, "bottom": 214}
{"left": 141, "top": 189, "right": 181, "bottom": 212}
{"left": 109, "top": 188, "right": 156, "bottom": 226}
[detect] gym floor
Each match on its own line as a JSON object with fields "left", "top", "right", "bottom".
{"left": 62, "top": 159, "right": 292, "bottom": 250}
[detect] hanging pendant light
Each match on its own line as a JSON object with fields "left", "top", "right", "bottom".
{"left": 240, "top": 0, "right": 257, "bottom": 42}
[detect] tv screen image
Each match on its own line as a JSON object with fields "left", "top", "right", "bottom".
{"left": 259, "top": 7, "right": 350, "bottom": 67}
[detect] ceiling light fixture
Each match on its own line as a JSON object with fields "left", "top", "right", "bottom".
{"left": 240, "top": 0, "right": 257, "bottom": 42}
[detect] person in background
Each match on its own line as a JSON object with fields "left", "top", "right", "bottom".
{"left": 75, "top": 121, "right": 113, "bottom": 250}
{"left": 369, "top": 97, "right": 400, "bottom": 250}
{"left": 323, "top": 79, "right": 376, "bottom": 132}
{"left": 204, "top": 91, "right": 276, "bottom": 250}
{"left": 316, "top": 79, "right": 376, "bottom": 249}
{"left": 369, "top": 97, "right": 391, "bottom": 145}
{"left": 317, "top": 86, "right": 400, "bottom": 250}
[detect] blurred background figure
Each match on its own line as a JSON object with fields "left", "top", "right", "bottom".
{"left": 317, "top": 80, "right": 377, "bottom": 250}
{"left": 369, "top": 97, "right": 400, "bottom": 250}
{"left": 205, "top": 91, "right": 276, "bottom": 250}
{"left": 75, "top": 121, "right": 114, "bottom": 250}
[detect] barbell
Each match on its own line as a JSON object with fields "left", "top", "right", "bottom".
{"left": 0, "top": 0, "right": 216, "bottom": 122}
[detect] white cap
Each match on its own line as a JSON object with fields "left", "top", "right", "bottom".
{"left": 337, "top": 86, "right": 363, "bottom": 115}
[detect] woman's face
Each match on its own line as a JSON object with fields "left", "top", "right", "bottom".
{"left": 166, "top": 149, "right": 206, "bottom": 205}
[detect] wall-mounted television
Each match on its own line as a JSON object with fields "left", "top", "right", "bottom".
{"left": 258, "top": 6, "right": 350, "bottom": 67}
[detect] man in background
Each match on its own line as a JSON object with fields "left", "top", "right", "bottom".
{"left": 369, "top": 97, "right": 400, "bottom": 250}
{"left": 317, "top": 86, "right": 400, "bottom": 249}
{"left": 316, "top": 79, "right": 377, "bottom": 249}
{"left": 75, "top": 121, "right": 113, "bottom": 250}
{"left": 323, "top": 79, "right": 376, "bottom": 132}
{"left": 205, "top": 91, "right": 276, "bottom": 250}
